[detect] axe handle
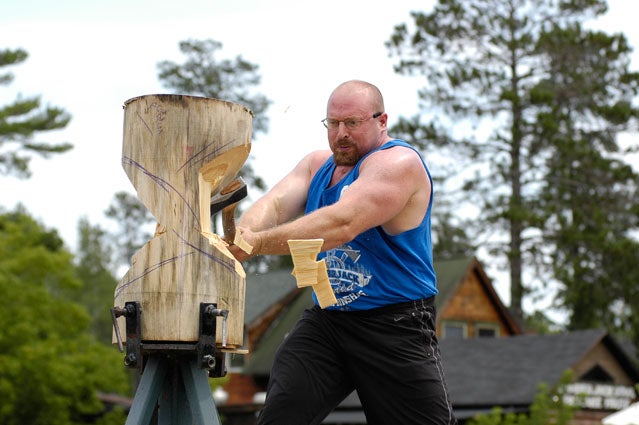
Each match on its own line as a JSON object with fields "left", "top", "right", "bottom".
{"left": 222, "top": 203, "right": 239, "bottom": 243}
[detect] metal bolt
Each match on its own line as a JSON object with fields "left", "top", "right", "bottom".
{"left": 202, "top": 355, "right": 216, "bottom": 369}
{"left": 124, "top": 353, "right": 137, "bottom": 367}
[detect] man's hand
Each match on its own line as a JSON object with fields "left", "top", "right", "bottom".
{"left": 227, "top": 226, "right": 260, "bottom": 262}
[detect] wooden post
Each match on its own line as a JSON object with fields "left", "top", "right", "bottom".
{"left": 113, "top": 95, "right": 252, "bottom": 351}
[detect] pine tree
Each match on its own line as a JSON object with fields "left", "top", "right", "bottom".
{"left": 0, "top": 48, "right": 72, "bottom": 177}
{"left": 386, "top": 0, "right": 639, "bottom": 326}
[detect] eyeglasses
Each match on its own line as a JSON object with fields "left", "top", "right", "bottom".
{"left": 321, "top": 112, "right": 382, "bottom": 130}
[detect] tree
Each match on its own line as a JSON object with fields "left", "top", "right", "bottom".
{"left": 0, "top": 207, "right": 130, "bottom": 425}
{"left": 0, "top": 48, "right": 72, "bottom": 178}
{"left": 156, "top": 38, "right": 284, "bottom": 273}
{"left": 104, "top": 191, "right": 154, "bottom": 270}
{"left": 386, "top": 0, "right": 639, "bottom": 325}
{"left": 157, "top": 38, "right": 270, "bottom": 196}
{"left": 523, "top": 310, "right": 562, "bottom": 335}
{"left": 432, "top": 208, "right": 477, "bottom": 260}
{"left": 531, "top": 23, "right": 639, "bottom": 341}
{"left": 389, "top": 116, "right": 478, "bottom": 260}
{"left": 73, "top": 217, "right": 119, "bottom": 344}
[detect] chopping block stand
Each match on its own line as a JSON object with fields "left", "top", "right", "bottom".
{"left": 112, "top": 301, "right": 228, "bottom": 425}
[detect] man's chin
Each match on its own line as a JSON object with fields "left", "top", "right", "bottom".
{"left": 333, "top": 152, "right": 359, "bottom": 166}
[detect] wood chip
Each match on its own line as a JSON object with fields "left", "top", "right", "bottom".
{"left": 288, "top": 239, "right": 337, "bottom": 308}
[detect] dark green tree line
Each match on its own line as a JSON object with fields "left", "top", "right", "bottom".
{"left": 0, "top": 208, "right": 129, "bottom": 425}
{"left": 72, "top": 217, "right": 119, "bottom": 344}
{"left": 0, "top": 48, "right": 131, "bottom": 422}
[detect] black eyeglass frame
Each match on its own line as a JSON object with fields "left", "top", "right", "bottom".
{"left": 321, "top": 111, "right": 383, "bottom": 130}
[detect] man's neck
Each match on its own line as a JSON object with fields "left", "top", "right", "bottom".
{"left": 330, "top": 165, "right": 354, "bottom": 187}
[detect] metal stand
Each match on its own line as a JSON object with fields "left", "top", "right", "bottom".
{"left": 111, "top": 302, "right": 228, "bottom": 425}
{"left": 125, "top": 354, "right": 222, "bottom": 425}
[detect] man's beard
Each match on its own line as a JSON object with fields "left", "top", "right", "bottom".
{"left": 332, "top": 142, "right": 360, "bottom": 166}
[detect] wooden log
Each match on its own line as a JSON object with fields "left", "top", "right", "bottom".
{"left": 287, "top": 239, "right": 337, "bottom": 308}
{"left": 113, "top": 94, "right": 252, "bottom": 350}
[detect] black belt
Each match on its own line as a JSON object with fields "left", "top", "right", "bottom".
{"left": 324, "top": 295, "right": 435, "bottom": 317}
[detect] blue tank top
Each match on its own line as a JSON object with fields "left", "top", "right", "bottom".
{"left": 305, "top": 139, "right": 438, "bottom": 310}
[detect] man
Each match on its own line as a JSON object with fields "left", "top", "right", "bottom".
{"left": 229, "top": 80, "right": 456, "bottom": 425}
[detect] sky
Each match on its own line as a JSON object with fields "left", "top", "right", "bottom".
{"left": 2, "top": 0, "right": 638, "bottom": 316}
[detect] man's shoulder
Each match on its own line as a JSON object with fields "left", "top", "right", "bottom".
{"left": 307, "top": 150, "right": 333, "bottom": 172}
{"left": 381, "top": 139, "right": 419, "bottom": 154}
{"left": 367, "top": 141, "right": 422, "bottom": 165}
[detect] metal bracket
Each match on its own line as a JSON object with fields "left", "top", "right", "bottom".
{"left": 110, "top": 301, "right": 229, "bottom": 424}
{"left": 199, "top": 303, "right": 228, "bottom": 378}
{"left": 110, "top": 302, "right": 142, "bottom": 369}
{"left": 124, "top": 301, "right": 142, "bottom": 368}
{"left": 111, "top": 301, "right": 228, "bottom": 377}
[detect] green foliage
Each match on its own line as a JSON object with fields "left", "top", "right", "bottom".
{"left": 0, "top": 48, "right": 72, "bottom": 178}
{"left": 524, "top": 310, "right": 562, "bottom": 335}
{"left": 432, "top": 208, "right": 477, "bottom": 260}
{"left": 0, "top": 205, "right": 79, "bottom": 295}
{"left": 0, "top": 207, "right": 130, "bottom": 424}
{"left": 468, "top": 370, "right": 576, "bottom": 425}
{"left": 72, "top": 217, "right": 120, "bottom": 344}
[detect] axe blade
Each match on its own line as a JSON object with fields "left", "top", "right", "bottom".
{"left": 210, "top": 178, "right": 247, "bottom": 216}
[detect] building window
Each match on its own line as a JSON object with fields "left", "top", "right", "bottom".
{"left": 475, "top": 323, "right": 500, "bottom": 338}
{"left": 442, "top": 322, "right": 467, "bottom": 339}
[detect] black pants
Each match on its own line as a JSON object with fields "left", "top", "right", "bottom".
{"left": 257, "top": 298, "right": 457, "bottom": 425}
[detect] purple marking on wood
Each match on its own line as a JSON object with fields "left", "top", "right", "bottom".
{"left": 122, "top": 156, "right": 201, "bottom": 227}
{"left": 114, "top": 252, "right": 193, "bottom": 299}
{"left": 173, "top": 229, "right": 236, "bottom": 273}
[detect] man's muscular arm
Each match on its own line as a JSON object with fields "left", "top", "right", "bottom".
{"left": 233, "top": 146, "right": 430, "bottom": 260}
{"left": 236, "top": 150, "right": 331, "bottom": 231}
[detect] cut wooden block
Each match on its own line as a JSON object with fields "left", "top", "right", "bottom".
{"left": 288, "top": 239, "right": 323, "bottom": 287}
{"left": 287, "top": 239, "right": 337, "bottom": 308}
{"left": 233, "top": 229, "right": 254, "bottom": 255}
{"left": 113, "top": 94, "right": 252, "bottom": 350}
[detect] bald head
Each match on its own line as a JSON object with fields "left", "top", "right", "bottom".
{"left": 327, "top": 80, "right": 385, "bottom": 115}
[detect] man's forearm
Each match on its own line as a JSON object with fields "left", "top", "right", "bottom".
{"left": 250, "top": 205, "right": 358, "bottom": 256}
{"left": 236, "top": 196, "right": 279, "bottom": 232}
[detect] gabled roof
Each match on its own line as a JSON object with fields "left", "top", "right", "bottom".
{"left": 440, "top": 328, "right": 639, "bottom": 407}
{"left": 239, "top": 263, "right": 639, "bottom": 417}
{"left": 434, "top": 256, "right": 522, "bottom": 335}
{"left": 433, "top": 256, "right": 473, "bottom": 305}
{"left": 244, "top": 269, "right": 298, "bottom": 325}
